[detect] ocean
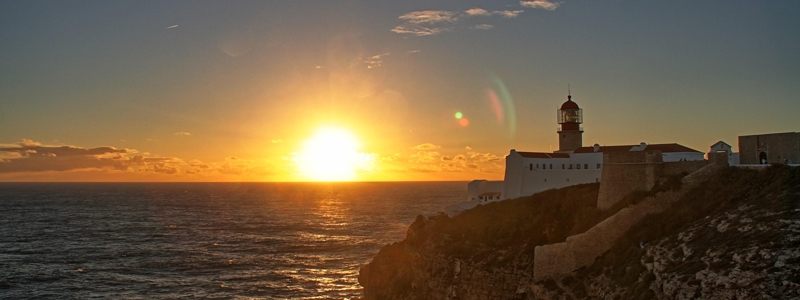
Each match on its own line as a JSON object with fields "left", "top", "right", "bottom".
{"left": 0, "top": 182, "right": 466, "bottom": 299}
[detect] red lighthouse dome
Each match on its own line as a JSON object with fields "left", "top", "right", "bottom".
{"left": 560, "top": 95, "right": 580, "bottom": 110}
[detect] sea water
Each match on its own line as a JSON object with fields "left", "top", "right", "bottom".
{"left": 0, "top": 182, "right": 465, "bottom": 299}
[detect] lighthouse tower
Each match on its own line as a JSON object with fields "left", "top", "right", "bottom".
{"left": 556, "top": 94, "right": 583, "bottom": 152}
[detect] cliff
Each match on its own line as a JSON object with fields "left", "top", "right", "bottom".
{"left": 359, "top": 165, "right": 800, "bottom": 299}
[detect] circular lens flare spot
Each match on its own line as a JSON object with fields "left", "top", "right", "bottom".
{"left": 459, "top": 118, "right": 469, "bottom": 127}
{"left": 455, "top": 112, "right": 463, "bottom": 119}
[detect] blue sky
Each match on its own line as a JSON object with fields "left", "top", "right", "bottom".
{"left": 1, "top": 0, "right": 798, "bottom": 181}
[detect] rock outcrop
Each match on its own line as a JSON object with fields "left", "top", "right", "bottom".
{"left": 359, "top": 165, "right": 800, "bottom": 299}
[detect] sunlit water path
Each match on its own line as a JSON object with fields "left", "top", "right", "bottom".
{"left": 0, "top": 182, "right": 465, "bottom": 299}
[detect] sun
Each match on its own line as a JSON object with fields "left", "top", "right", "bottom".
{"left": 297, "top": 127, "right": 372, "bottom": 181}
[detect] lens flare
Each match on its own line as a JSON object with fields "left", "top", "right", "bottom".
{"left": 487, "top": 73, "right": 516, "bottom": 138}
{"left": 459, "top": 118, "right": 469, "bottom": 127}
{"left": 455, "top": 112, "right": 463, "bottom": 119}
{"left": 486, "top": 89, "right": 504, "bottom": 123}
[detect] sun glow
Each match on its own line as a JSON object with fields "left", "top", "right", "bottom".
{"left": 297, "top": 127, "right": 372, "bottom": 181}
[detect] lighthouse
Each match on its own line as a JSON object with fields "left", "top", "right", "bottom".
{"left": 557, "top": 94, "right": 583, "bottom": 152}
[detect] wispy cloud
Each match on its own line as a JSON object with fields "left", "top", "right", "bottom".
{"left": 520, "top": 0, "right": 561, "bottom": 11}
{"left": 409, "top": 151, "right": 441, "bottom": 164}
{"left": 174, "top": 132, "right": 191, "bottom": 136}
{"left": 465, "top": 8, "right": 490, "bottom": 16}
{"left": 391, "top": 24, "right": 451, "bottom": 36}
{"left": 494, "top": 10, "right": 524, "bottom": 18}
{"left": 166, "top": 24, "right": 179, "bottom": 29}
{"left": 392, "top": 4, "right": 551, "bottom": 36}
{"left": 411, "top": 143, "right": 442, "bottom": 150}
{"left": 399, "top": 10, "right": 459, "bottom": 24}
{"left": 362, "top": 52, "right": 390, "bottom": 69}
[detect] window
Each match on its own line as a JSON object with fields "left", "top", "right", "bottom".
{"left": 567, "top": 178, "right": 570, "bottom": 182}
{"left": 536, "top": 164, "right": 539, "bottom": 169}
{"left": 584, "top": 164, "right": 588, "bottom": 169}
{"left": 549, "top": 164, "right": 552, "bottom": 169}
{"left": 544, "top": 178, "right": 547, "bottom": 182}
{"left": 562, "top": 164, "right": 564, "bottom": 169}
{"left": 529, "top": 163, "right": 532, "bottom": 171}
{"left": 597, "top": 163, "right": 601, "bottom": 169}
{"left": 569, "top": 164, "right": 573, "bottom": 169}
{"left": 577, "top": 164, "right": 581, "bottom": 169}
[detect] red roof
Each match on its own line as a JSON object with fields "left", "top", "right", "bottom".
{"left": 560, "top": 95, "right": 580, "bottom": 109}
{"left": 573, "top": 143, "right": 701, "bottom": 153}
{"left": 517, "top": 152, "right": 571, "bottom": 159}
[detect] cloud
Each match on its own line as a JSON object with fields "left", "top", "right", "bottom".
{"left": 0, "top": 141, "right": 133, "bottom": 173}
{"left": 363, "top": 52, "right": 390, "bottom": 69}
{"left": 17, "top": 139, "right": 41, "bottom": 147}
{"left": 399, "top": 10, "right": 458, "bottom": 24}
{"left": 409, "top": 151, "right": 440, "bottom": 164}
{"left": 494, "top": 10, "right": 524, "bottom": 18}
{"left": 174, "top": 132, "right": 191, "bottom": 136}
{"left": 271, "top": 139, "right": 282, "bottom": 144}
{"left": 216, "top": 162, "right": 248, "bottom": 175}
{"left": 213, "top": 158, "right": 274, "bottom": 176}
{"left": 469, "top": 151, "right": 502, "bottom": 162}
{"left": 520, "top": 0, "right": 561, "bottom": 11}
{"left": 411, "top": 143, "right": 441, "bottom": 150}
{"left": 391, "top": 10, "right": 459, "bottom": 36}
{"left": 391, "top": 24, "right": 451, "bottom": 36}
{"left": 0, "top": 139, "right": 203, "bottom": 175}
{"left": 0, "top": 139, "right": 280, "bottom": 178}
{"left": 465, "top": 8, "right": 490, "bottom": 16}
{"left": 393, "top": 4, "right": 550, "bottom": 36}
{"left": 440, "top": 162, "right": 463, "bottom": 172}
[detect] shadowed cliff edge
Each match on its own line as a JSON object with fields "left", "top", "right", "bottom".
{"left": 359, "top": 165, "right": 800, "bottom": 299}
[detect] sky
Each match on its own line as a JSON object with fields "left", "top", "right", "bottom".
{"left": 1, "top": 0, "right": 799, "bottom": 182}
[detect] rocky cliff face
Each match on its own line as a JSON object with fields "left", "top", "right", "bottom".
{"left": 359, "top": 165, "right": 800, "bottom": 299}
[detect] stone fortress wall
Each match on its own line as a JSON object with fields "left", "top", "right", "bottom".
{"left": 738, "top": 132, "right": 800, "bottom": 164}
{"left": 596, "top": 151, "right": 663, "bottom": 211}
{"left": 532, "top": 152, "right": 729, "bottom": 280}
{"left": 597, "top": 150, "right": 713, "bottom": 210}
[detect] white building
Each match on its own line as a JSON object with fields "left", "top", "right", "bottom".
{"left": 447, "top": 94, "right": 704, "bottom": 217}
{"left": 709, "top": 141, "right": 740, "bottom": 166}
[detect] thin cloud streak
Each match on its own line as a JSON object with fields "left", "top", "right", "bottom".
{"left": 392, "top": 5, "right": 545, "bottom": 36}
{"left": 520, "top": 0, "right": 561, "bottom": 11}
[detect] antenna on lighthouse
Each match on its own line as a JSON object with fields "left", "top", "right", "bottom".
{"left": 568, "top": 84, "right": 571, "bottom": 96}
